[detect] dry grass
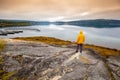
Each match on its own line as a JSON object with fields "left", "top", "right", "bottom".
{"left": 0, "top": 39, "right": 6, "bottom": 52}
{"left": 14, "top": 36, "right": 120, "bottom": 58}
{"left": 84, "top": 44, "right": 120, "bottom": 58}
{"left": 14, "top": 36, "right": 72, "bottom": 45}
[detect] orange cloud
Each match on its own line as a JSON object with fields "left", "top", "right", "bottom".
{"left": 0, "top": 0, "right": 120, "bottom": 20}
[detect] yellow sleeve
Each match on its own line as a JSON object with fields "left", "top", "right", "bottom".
{"left": 83, "top": 35, "right": 85, "bottom": 42}
{"left": 77, "top": 35, "right": 80, "bottom": 43}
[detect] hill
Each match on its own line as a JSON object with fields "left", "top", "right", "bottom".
{"left": 0, "top": 19, "right": 50, "bottom": 27}
{"left": 53, "top": 19, "right": 120, "bottom": 28}
{"left": 0, "top": 38, "right": 120, "bottom": 80}
{"left": 14, "top": 36, "right": 120, "bottom": 57}
{"left": 67, "top": 19, "right": 120, "bottom": 28}
{"left": 0, "top": 19, "right": 120, "bottom": 28}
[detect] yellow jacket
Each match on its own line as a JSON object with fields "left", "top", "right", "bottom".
{"left": 77, "top": 30, "right": 85, "bottom": 44}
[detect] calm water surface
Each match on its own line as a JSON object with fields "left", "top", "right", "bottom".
{"left": 0, "top": 25, "right": 120, "bottom": 50}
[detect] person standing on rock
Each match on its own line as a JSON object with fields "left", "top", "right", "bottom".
{"left": 76, "top": 30, "right": 85, "bottom": 54}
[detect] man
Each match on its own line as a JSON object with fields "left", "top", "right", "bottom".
{"left": 76, "top": 30, "right": 85, "bottom": 53}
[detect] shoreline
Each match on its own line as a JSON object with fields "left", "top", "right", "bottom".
{"left": 13, "top": 36, "right": 120, "bottom": 57}
{"left": 0, "top": 36, "right": 120, "bottom": 80}
{"left": 13, "top": 36, "right": 119, "bottom": 50}
{"left": 0, "top": 36, "right": 120, "bottom": 58}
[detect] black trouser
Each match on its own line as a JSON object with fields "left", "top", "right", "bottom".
{"left": 76, "top": 44, "right": 83, "bottom": 53}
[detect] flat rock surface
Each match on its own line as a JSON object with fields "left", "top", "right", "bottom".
{"left": 1, "top": 39, "right": 120, "bottom": 80}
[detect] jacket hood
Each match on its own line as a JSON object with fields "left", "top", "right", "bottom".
{"left": 80, "top": 30, "right": 83, "bottom": 34}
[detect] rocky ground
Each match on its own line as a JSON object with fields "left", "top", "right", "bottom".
{"left": 0, "top": 39, "right": 120, "bottom": 80}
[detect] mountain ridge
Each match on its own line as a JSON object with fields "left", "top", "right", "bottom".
{"left": 0, "top": 19, "right": 120, "bottom": 28}
{"left": 54, "top": 19, "right": 120, "bottom": 28}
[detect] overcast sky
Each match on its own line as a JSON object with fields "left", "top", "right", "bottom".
{"left": 0, "top": 0, "right": 120, "bottom": 21}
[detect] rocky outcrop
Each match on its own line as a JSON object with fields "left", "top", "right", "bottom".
{"left": 107, "top": 56, "right": 120, "bottom": 80}
{"left": 0, "top": 39, "right": 120, "bottom": 80}
{"left": 0, "top": 30, "right": 23, "bottom": 36}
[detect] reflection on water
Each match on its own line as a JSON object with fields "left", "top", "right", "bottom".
{"left": 0, "top": 25, "right": 120, "bottom": 50}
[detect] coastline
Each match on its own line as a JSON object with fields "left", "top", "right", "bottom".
{"left": 0, "top": 36, "right": 120, "bottom": 80}
{"left": 13, "top": 36, "right": 120, "bottom": 58}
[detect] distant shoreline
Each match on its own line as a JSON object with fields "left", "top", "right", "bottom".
{"left": 1, "top": 19, "right": 120, "bottom": 28}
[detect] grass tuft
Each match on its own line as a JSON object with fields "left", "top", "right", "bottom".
{"left": 1, "top": 71, "right": 16, "bottom": 80}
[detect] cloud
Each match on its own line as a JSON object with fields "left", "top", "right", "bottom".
{"left": 80, "top": 12, "right": 90, "bottom": 16}
{"left": 0, "top": 0, "right": 120, "bottom": 20}
{"left": 48, "top": 16, "right": 65, "bottom": 22}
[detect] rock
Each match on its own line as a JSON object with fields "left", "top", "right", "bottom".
{"left": 1, "top": 39, "right": 120, "bottom": 80}
{"left": 0, "top": 30, "right": 23, "bottom": 36}
{"left": 3, "top": 56, "right": 21, "bottom": 72}
{"left": 108, "top": 56, "right": 120, "bottom": 66}
{"left": 87, "top": 61, "right": 111, "bottom": 80}
{"left": 107, "top": 56, "right": 120, "bottom": 80}
{"left": 51, "top": 75, "right": 62, "bottom": 80}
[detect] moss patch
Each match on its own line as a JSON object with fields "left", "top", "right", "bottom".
{"left": 0, "top": 69, "right": 4, "bottom": 75}
{"left": 0, "top": 56, "right": 3, "bottom": 64}
{"left": 1, "top": 71, "right": 16, "bottom": 80}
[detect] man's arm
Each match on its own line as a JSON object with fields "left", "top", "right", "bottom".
{"left": 77, "top": 35, "right": 80, "bottom": 43}
{"left": 83, "top": 35, "right": 85, "bottom": 42}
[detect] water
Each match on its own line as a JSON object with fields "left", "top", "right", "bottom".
{"left": 0, "top": 25, "right": 120, "bottom": 50}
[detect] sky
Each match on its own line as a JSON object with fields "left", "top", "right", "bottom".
{"left": 0, "top": 0, "right": 120, "bottom": 21}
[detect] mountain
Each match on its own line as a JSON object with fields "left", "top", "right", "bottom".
{"left": 0, "top": 19, "right": 50, "bottom": 27}
{"left": 67, "top": 19, "right": 120, "bottom": 28}
{"left": 0, "top": 19, "right": 120, "bottom": 28}
{"left": 53, "top": 19, "right": 120, "bottom": 28}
